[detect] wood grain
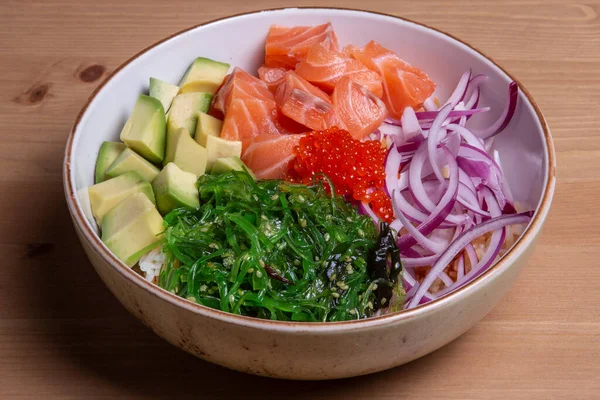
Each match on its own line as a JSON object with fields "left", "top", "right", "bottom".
{"left": 1, "top": 0, "right": 599, "bottom": 398}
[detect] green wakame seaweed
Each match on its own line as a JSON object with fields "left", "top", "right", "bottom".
{"left": 158, "top": 170, "right": 394, "bottom": 322}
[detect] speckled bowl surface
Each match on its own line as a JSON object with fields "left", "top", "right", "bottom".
{"left": 63, "top": 7, "right": 556, "bottom": 380}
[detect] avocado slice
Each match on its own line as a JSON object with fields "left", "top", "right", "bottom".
{"left": 167, "top": 92, "right": 212, "bottom": 138}
{"left": 88, "top": 171, "right": 155, "bottom": 226}
{"left": 101, "top": 192, "right": 164, "bottom": 267}
{"left": 205, "top": 134, "right": 242, "bottom": 171}
{"left": 153, "top": 162, "right": 200, "bottom": 215}
{"left": 95, "top": 142, "right": 126, "bottom": 183}
{"left": 149, "top": 77, "right": 179, "bottom": 112}
{"left": 105, "top": 148, "right": 161, "bottom": 182}
{"left": 211, "top": 156, "right": 255, "bottom": 179}
{"left": 195, "top": 112, "right": 223, "bottom": 147}
{"left": 120, "top": 94, "right": 166, "bottom": 163}
{"left": 179, "top": 57, "right": 230, "bottom": 95}
{"left": 164, "top": 128, "right": 208, "bottom": 177}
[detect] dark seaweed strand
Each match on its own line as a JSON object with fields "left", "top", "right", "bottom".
{"left": 157, "top": 170, "right": 381, "bottom": 322}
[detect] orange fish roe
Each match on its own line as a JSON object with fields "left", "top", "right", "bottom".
{"left": 287, "top": 127, "right": 394, "bottom": 222}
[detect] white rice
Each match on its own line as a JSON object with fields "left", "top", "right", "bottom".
{"left": 139, "top": 247, "right": 166, "bottom": 283}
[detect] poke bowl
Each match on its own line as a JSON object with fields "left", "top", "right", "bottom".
{"left": 63, "top": 7, "right": 556, "bottom": 380}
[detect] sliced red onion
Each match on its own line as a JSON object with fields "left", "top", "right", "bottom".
{"left": 471, "top": 81, "right": 518, "bottom": 140}
{"left": 465, "top": 243, "right": 478, "bottom": 269}
{"left": 457, "top": 182, "right": 491, "bottom": 217}
{"left": 396, "top": 141, "right": 421, "bottom": 154}
{"left": 434, "top": 188, "right": 508, "bottom": 298}
{"left": 438, "top": 271, "right": 454, "bottom": 287}
{"left": 415, "top": 107, "right": 489, "bottom": 121}
{"left": 423, "top": 96, "right": 437, "bottom": 111}
{"left": 403, "top": 272, "right": 435, "bottom": 305}
{"left": 443, "top": 70, "right": 471, "bottom": 108}
{"left": 458, "top": 167, "right": 477, "bottom": 194}
{"left": 383, "top": 118, "right": 401, "bottom": 126}
{"left": 464, "top": 87, "right": 480, "bottom": 110}
{"left": 457, "top": 254, "right": 465, "bottom": 279}
{"left": 464, "top": 74, "right": 489, "bottom": 105}
{"left": 446, "top": 123, "right": 485, "bottom": 151}
{"left": 407, "top": 211, "right": 532, "bottom": 307}
{"left": 397, "top": 147, "right": 461, "bottom": 251}
{"left": 407, "top": 142, "right": 467, "bottom": 225}
{"left": 378, "top": 122, "right": 403, "bottom": 137}
{"left": 401, "top": 106, "right": 422, "bottom": 142}
{"left": 387, "top": 147, "right": 454, "bottom": 227}
{"left": 427, "top": 104, "right": 454, "bottom": 183}
{"left": 392, "top": 191, "right": 447, "bottom": 253}
{"left": 402, "top": 254, "right": 439, "bottom": 267}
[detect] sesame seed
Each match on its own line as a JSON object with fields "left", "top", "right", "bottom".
{"left": 367, "top": 301, "right": 373, "bottom": 309}
{"left": 256, "top": 270, "right": 263, "bottom": 278}
{"left": 324, "top": 233, "right": 330, "bottom": 242}
{"left": 344, "top": 256, "right": 352, "bottom": 262}
{"left": 372, "top": 283, "right": 378, "bottom": 290}
{"left": 294, "top": 259, "right": 300, "bottom": 266}
{"left": 346, "top": 217, "right": 352, "bottom": 222}
{"left": 270, "top": 194, "right": 278, "bottom": 201}
{"left": 299, "top": 219, "right": 307, "bottom": 228}
{"left": 228, "top": 294, "right": 235, "bottom": 303}
{"left": 349, "top": 309, "right": 356, "bottom": 315}
{"left": 297, "top": 195, "right": 305, "bottom": 203}
{"left": 247, "top": 268, "right": 254, "bottom": 273}
{"left": 259, "top": 260, "right": 265, "bottom": 267}
{"left": 358, "top": 229, "right": 365, "bottom": 237}
{"left": 381, "top": 298, "right": 387, "bottom": 305}
{"left": 345, "top": 265, "right": 353, "bottom": 273}
{"left": 331, "top": 292, "right": 340, "bottom": 298}
{"left": 315, "top": 256, "right": 320, "bottom": 261}
{"left": 200, "top": 285, "right": 207, "bottom": 292}
{"left": 209, "top": 243, "right": 218, "bottom": 249}
{"left": 329, "top": 273, "right": 336, "bottom": 282}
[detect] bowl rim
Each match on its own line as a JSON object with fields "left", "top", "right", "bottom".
{"left": 63, "top": 6, "right": 556, "bottom": 332}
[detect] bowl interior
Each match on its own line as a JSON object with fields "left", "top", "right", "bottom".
{"left": 67, "top": 8, "right": 550, "bottom": 291}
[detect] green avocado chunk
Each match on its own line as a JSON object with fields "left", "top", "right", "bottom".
{"left": 105, "top": 148, "right": 160, "bottom": 182}
{"left": 194, "top": 112, "right": 223, "bottom": 147}
{"left": 120, "top": 94, "right": 166, "bottom": 163}
{"left": 167, "top": 92, "right": 212, "bottom": 138}
{"left": 179, "top": 57, "right": 230, "bottom": 95}
{"left": 153, "top": 162, "right": 200, "bottom": 215}
{"left": 149, "top": 77, "right": 179, "bottom": 112}
{"left": 211, "top": 156, "right": 255, "bottom": 179}
{"left": 164, "top": 128, "right": 208, "bottom": 177}
{"left": 95, "top": 142, "right": 126, "bottom": 183}
{"left": 88, "top": 171, "right": 155, "bottom": 226}
{"left": 101, "top": 192, "right": 164, "bottom": 267}
{"left": 205, "top": 134, "right": 242, "bottom": 171}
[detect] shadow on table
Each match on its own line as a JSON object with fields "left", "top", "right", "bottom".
{"left": 30, "top": 195, "right": 466, "bottom": 399}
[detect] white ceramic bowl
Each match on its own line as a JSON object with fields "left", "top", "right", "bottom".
{"left": 63, "top": 8, "right": 556, "bottom": 380}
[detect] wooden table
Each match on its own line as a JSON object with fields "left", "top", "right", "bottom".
{"left": 2, "top": 0, "right": 599, "bottom": 398}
